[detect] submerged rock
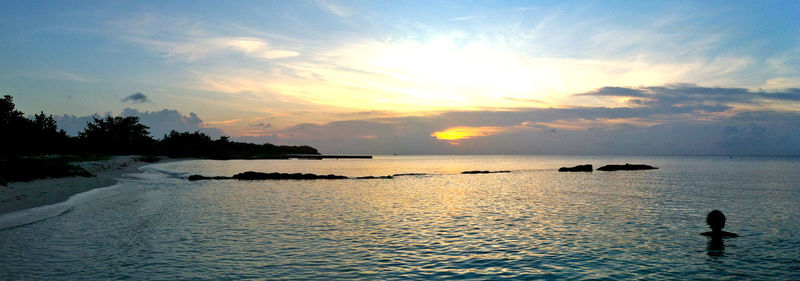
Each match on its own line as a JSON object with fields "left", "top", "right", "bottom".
{"left": 597, "top": 164, "right": 658, "bottom": 171}
{"left": 461, "top": 170, "right": 511, "bottom": 174}
{"left": 558, "top": 164, "right": 593, "bottom": 172}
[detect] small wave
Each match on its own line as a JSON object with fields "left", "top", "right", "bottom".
{"left": 0, "top": 183, "right": 127, "bottom": 230}
{"left": 140, "top": 165, "right": 190, "bottom": 179}
{"left": 0, "top": 162, "right": 174, "bottom": 231}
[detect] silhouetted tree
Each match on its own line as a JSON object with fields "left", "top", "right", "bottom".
{"left": 29, "top": 111, "right": 69, "bottom": 154}
{"left": 79, "top": 115, "right": 154, "bottom": 154}
{"left": 0, "top": 95, "right": 25, "bottom": 125}
{"left": 160, "top": 130, "right": 215, "bottom": 157}
{"left": 0, "top": 95, "right": 27, "bottom": 158}
{"left": 0, "top": 96, "right": 69, "bottom": 157}
{"left": 1, "top": 94, "right": 326, "bottom": 184}
{"left": 157, "top": 130, "right": 317, "bottom": 159}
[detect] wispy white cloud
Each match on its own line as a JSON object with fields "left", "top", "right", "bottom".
{"left": 75, "top": 5, "right": 800, "bottom": 143}
{"left": 318, "top": 0, "right": 350, "bottom": 17}
{"left": 61, "top": 72, "right": 93, "bottom": 82}
{"left": 449, "top": 15, "right": 486, "bottom": 22}
{"left": 106, "top": 14, "right": 300, "bottom": 62}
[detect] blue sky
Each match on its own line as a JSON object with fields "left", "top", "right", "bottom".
{"left": 2, "top": 1, "right": 799, "bottom": 154}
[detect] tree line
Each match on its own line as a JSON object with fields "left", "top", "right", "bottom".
{"left": 0, "top": 95, "right": 318, "bottom": 159}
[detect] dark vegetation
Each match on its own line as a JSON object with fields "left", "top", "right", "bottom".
{"left": 0, "top": 95, "right": 319, "bottom": 184}
{"left": 0, "top": 157, "right": 94, "bottom": 185}
{"left": 160, "top": 131, "right": 316, "bottom": 159}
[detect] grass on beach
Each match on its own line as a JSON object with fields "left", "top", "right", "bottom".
{"left": 0, "top": 156, "right": 96, "bottom": 186}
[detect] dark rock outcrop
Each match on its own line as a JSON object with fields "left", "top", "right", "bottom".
{"left": 596, "top": 164, "right": 658, "bottom": 171}
{"left": 558, "top": 164, "right": 593, "bottom": 172}
{"left": 232, "top": 171, "right": 348, "bottom": 180}
{"left": 461, "top": 170, "right": 511, "bottom": 174}
{"left": 392, "top": 173, "right": 428, "bottom": 177}
{"left": 188, "top": 174, "right": 231, "bottom": 181}
{"left": 355, "top": 175, "right": 394, "bottom": 179}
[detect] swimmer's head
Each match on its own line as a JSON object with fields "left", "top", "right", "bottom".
{"left": 706, "top": 210, "right": 726, "bottom": 231}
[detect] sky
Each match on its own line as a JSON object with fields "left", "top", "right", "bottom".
{"left": 1, "top": 0, "right": 799, "bottom": 155}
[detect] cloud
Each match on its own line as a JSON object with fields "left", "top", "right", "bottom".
{"left": 94, "top": 7, "right": 800, "bottom": 116}
{"left": 503, "top": 97, "right": 547, "bottom": 104}
{"left": 449, "top": 16, "right": 487, "bottom": 22}
{"left": 61, "top": 72, "right": 93, "bottom": 82}
{"left": 318, "top": 0, "right": 350, "bottom": 17}
{"left": 578, "top": 87, "right": 648, "bottom": 98}
{"left": 53, "top": 113, "right": 105, "bottom": 136}
{"left": 231, "top": 85, "right": 800, "bottom": 155}
{"left": 250, "top": 122, "right": 272, "bottom": 128}
{"left": 576, "top": 85, "right": 800, "bottom": 114}
{"left": 121, "top": 108, "right": 226, "bottom": 138}
{"left": 248, "top": 110, "right": 800, "bottom": 155}
{"left": 225, "top": 38, "right": 300, "bottom": 59}
{"left": 54, "top": 108, "right": 226, "bottom": 139}
{"left": 202, "top": 118, "right": 242, "bottom": 126}
{"left": 106, "top": 14, "right": 301, "bottom": 63}
{"left": 122, "top": 92, "right": 150, "bottom": 103}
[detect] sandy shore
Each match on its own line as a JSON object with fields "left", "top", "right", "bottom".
{"left": 0, "top": 156, "right": 175, "bottom": 215}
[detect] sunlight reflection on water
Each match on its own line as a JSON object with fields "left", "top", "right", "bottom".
{"left": 1, "top": 156, "right": 799, "bottom": 279}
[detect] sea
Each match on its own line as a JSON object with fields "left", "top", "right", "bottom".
{"left": 1, "top": 155, "right": 799, "bottom": 280}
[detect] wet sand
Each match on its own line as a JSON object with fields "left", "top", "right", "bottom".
{"left": 0, "top": 156, "right": 174, "bottom": 215}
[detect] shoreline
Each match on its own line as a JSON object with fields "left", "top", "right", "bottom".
{"left": 0, "top": 156, "right": 182, "bottom": 215}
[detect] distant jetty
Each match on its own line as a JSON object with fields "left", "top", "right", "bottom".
{"left": 286, "top": 154, "right": 372, "bottom": 159}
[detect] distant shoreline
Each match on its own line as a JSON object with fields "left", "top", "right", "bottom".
{"left": 0, "top": 156, "right": 184, "bottom": 215}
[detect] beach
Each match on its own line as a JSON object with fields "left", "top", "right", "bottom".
{"left": 0, "top": 156, "right": 170, "bottom": 215}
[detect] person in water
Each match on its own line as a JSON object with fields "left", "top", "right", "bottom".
{"left": 701, "top": 210, "right": 739, "bottom": 237}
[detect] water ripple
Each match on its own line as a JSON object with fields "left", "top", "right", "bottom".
{"left": 2, "top": 156, "right": 799, "bottom": 279}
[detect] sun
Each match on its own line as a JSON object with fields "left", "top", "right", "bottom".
{"left": 431, "top": 126, "right": 509, "bottom": 142}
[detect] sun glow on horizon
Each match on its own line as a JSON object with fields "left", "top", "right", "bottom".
{"left": 192, "top": 33, "right": 723, "bottom": 119}
{"left": 431, "top": 126, "right": 510, "bottom": 144}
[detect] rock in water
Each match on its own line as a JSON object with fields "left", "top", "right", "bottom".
{"left": 355, "top": 175, "right": 394, "bottom": 179}
{"left": 187, "top": 174, "right": 231, "bottom": 181}
{"left": 232, "top": 171, "right": 348, "bottom": 180}
{"left": 461, "top": 170, "right": 511, "bottom": 174}
{"left": 596, "top": 164, "right": 657, "bottom": 171}
{"left": 558, "top": 164, "right": 593, "bottom": 172}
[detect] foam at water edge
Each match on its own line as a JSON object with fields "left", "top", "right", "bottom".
{"left": 0, "top": 183, "right": 127, "bottom": 230}
{"left": 0, "top": 161, "right": 181, "bottom": 231}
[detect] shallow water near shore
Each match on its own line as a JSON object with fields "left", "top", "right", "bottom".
{"left": 1, "top": 155, "right": 799, "bottom": 279}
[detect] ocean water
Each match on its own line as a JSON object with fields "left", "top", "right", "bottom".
{"left": 1, "top": 155, "right": 799, "bottom": 280}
